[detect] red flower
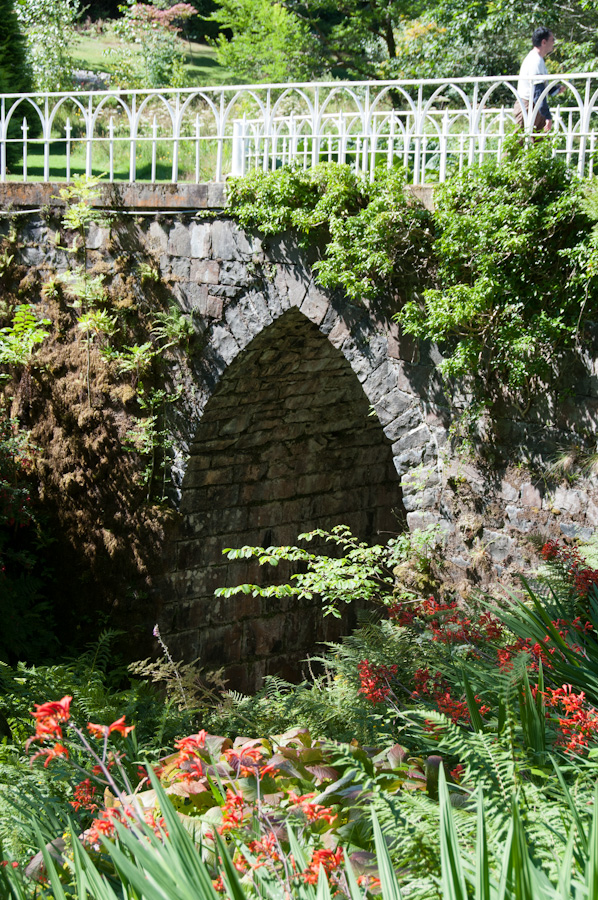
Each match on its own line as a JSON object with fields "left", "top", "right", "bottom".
{"left": 70, "top": 778, "right": 99, "bottom": 812}
{"left": 358, "top": 660, "right": 398, "bottom": 704}
{"left": 87, "top": 716, "right": 134, "bottom": 739}
{"left": 302, "top": 848, "right": 343, "bottom": 884}
{"left": 28, "top": 696, "right": 72, "bottom": 745}
{"left": 30, "top": 742, "right": 69, "bottom": 767}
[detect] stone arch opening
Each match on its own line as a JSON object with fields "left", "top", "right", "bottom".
{"left": 165, "top": 306, "right": 405, "bottom": 691}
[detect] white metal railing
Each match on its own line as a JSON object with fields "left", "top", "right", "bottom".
{"left": 1, "top": 74, "right": 598, "bottom": 186}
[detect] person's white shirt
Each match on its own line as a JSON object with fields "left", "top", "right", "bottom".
{"left": 517, "top": 49, "right": 548, "bottom": 102}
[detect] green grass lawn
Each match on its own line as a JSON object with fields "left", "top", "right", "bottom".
{"left": 71, "top": 28, "right": 234, "bottom": 89}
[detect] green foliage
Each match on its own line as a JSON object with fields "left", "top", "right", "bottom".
{"left": 151, "top": 304, "right": 194, "bottom": 350}
{"left": 14, "top": 0, "right": 80, "bottom": 92}
{"left": 110, "top": 0, "right": 193, "bottom": 88}
{"left": 124, "top": 387, "right": 179, "bottom": 501}
{"left": 209, "top": 0, "right": 322, "bottom": 82}
{"left": 0, "top": 305, "right": 51, "bottom": 371}
{"left": 227, "top": 164, "right": 433, "bottom": 302}
{"left": 217, "top": 524, "right": 412, "bottom": 618}
{"left": 0, "top": 0, "right": 30, "bottom": 94}
{"left": 397, "top": 140, "right": 598, "bottom": 402}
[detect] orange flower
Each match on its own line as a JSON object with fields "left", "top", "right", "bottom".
{"left": 87, "top": 716, "right": 134, "bottom": 739}
{"left": 28, "top": 696, "right": 72, "bottom": 745}
{"left": 31, "top": 742, "right": 69, "bottom": 768}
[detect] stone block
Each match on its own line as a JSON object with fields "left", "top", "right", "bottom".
{"left": 190, "top": 222, "right": 211, "bottom": 258}
{"left": 225, "top": 306, "right": 259, "bottom": 346}
{"left": 174, "top": 281, "right": 208, "bottom": 313}
{"left": 552, "top": 487, "right": 585, "bottom": 516}
{"left": 326, "top": 317, "right": 351, "bottom": 349}
{"left": 586, "top": 499, "right": 598, "bottom": 526}
{"left": 220, "top": 260, "right": 251, "bottom": 286}
{"left": 212, "top": 220, "right": 251, "bottom": 259}
{"left": 402, "top": 486, "right": 439, "bottom": 512}
{"left": 191, "top": 259, "right": 220, "bottom": 284}
{"left": 481, "top": 529, "right": 515, "bottom": 563}
{"left": 362, "top": 361, "right": 402, "bottom": 404}
{"left": 560, "top": 522, "right": 594, "bottom": 540}
{"left": 210, "top": 324, "right": 240, "bottom": 365}
{"left": 500, "top": 480, "right": 520, "bottom": 502}
{"left": 372, "top": 388, "right": 413, "bottom": 425}
{"left": 204, "top": 295, "right": 224, "bottom": 318}
{"left": 168, "top": 222, "right": 192, "bottom": 257}
{"left": 86, "top": 223, "right": 110, "bottom": 251}
{"left": 505, "top": 505, "right": 531, "bottom": 532}
{"left": 300, "top": 288, "right": 329, "bottom": 325}
{"left": 19, "top": 246, "right": 46, "bottom": 266}
{"left": 147, "top": 221, "right": 168, "bottom": 253}
{"left": 170, "top": 257, "right": 190, "bottom": 280}
{"left": 274, "top": 264, "right": 308, "bottom": 308}
{"left": 392, "top": 423, "right": 430, "bottom": 455}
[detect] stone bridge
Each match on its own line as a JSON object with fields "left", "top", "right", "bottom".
{"left": 6, "top": 183, "right": 598, "bottom": 691}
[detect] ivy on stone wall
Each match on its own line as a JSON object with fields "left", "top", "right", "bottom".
{"left": 400, "top": 140, "right": 598, "bottom": 403}
{"left": 226, "top": 163, "right": 434, "bottom": 303}
{"left": 227, "top": 143, "right": 598, "bottom": 412}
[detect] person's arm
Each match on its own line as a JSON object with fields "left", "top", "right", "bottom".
{"left": 533, "top": 82, "right": 552, "bottom": 121}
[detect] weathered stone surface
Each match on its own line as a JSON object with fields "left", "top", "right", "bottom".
{"left": 481, "top": 529, "right": 516, "bottom": 563}
{"left": 86, "top": 223, "right": 110, "bottom": 251}
{"left": 168, "top": 223, "right": 192, "bottom": 257}
{"left": 191, "top": 259, "right": 220, "bottom": 284}
{"left": 520, "top": 482, "right": 542, "bottom": 507}
{"left": 146, "top": 221, "right": 168, "bottom": 253}
{"left": 190, "top": 223, "right": 211, "bottom": 258}
{"left": 170, "top": 257, "right": 191, "bottom": 280}
{"left": 11, "top": 199, "right": 598, "bottom": 693}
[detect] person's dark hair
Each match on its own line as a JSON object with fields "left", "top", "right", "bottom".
{"left": 532, "top": 27, "right": 552, "bottom": 47}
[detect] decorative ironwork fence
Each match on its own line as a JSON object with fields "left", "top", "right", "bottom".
{"left": 1, "top": 73, "right": 597, "bottom": 185}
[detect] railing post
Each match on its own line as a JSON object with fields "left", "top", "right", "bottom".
{"left": 231, "top": 119, "right": 244, "bottom": 176}
{"left": 579, "top": 76, "right": 591, "bottom": 177}
{"left": 497, "top": 106, "right": 505, "bottom": 162}
{"left": 311, "top": 85, "right": 320, "bottom": 167}
{"left": 469, "top": 81, "right": 478, "bottom": 168}
{"left": 66, "top": 118, "right": 72, "bottom": 183}
{"left": 387, "top": 112, "right": 395, "bottom": 170}
{"left": 215, "top": 90, "right": 224, "bottom": 182}
{"left": 413, "top": 84, "right": 423, "bottom": 185}
{"left": 1, "top": 97, "right": 6, "bottom": 184}
{"left": 151, "top": 115, "right": 158, "bottom": 183}
{"left": 22, "top": 117, "right": 28, "bottom": 182}
{"left": 129, "top": 93, "right": 137, "bottom": 183}
{"left": 439, "top": 109, "right": 448, "bottom": 182}
{"left": 171, "top": 93, "right": 180, "bottom": 184}
{"left": 43, "top": 96, "right": 50, "bottom": 183}
{"left": 195, "top": 113, "right": 201, "bottom": 183}
{"left": 86, "top": 93, "right": 93, "bottom": 178}
{"left": 108, "top": 116, "right": 114, "bottom": 183}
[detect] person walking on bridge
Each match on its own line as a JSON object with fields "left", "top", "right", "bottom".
{"left": 514, "top": 27, "right": 565, "bottom": 135}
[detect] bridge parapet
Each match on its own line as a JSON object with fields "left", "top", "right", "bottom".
{"left": 0, "top": 73, "right": 596, "bottom": 186}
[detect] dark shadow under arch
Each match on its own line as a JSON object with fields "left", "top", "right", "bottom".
{"left": 162, "top": 307, "right": 405, "bottom": 691}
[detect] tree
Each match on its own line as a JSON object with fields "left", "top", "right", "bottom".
{"left": 210, "top": 0, "right": 324, "bottom": 82}
{"left": 15, "top": 0, "right": 80, "bottom": 92}
{"left": 209, "top": 0, "right": 598, "bottom": 84}
{"left": 0, "top": 0, "right": 30, "bottom": 94}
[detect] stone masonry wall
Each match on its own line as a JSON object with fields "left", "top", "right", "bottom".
{"left": 7, "top": 184, "right": 598, "bottom": 691}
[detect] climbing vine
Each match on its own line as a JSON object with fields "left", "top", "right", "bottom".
{"left": 226, "top": 163, "right": 433, "bottom": 303}
{"left": 227, "top": 142, "right": 598, "bottom": 412}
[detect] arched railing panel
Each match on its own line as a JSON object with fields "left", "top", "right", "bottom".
{"left": 0, "top": 74, "right": 596, "bottom": 185}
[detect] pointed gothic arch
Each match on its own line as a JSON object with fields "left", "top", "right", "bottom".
{"left": 161, "top": 264, "right": 435, "bottom": 690}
